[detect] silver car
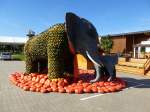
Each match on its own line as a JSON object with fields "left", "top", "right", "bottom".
{"left": 0, "top": 52, "right": 12, "bottom": 60}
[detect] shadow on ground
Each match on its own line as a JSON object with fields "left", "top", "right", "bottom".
{"left": 121, "top": 77, "right": 150, "bottom": 88}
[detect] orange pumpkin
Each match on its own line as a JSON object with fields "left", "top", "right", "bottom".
{"left": 39, "top": 78, "right": 46, "bottom": 84}
{"left": 30, "top": 87, "right": 36, "bottom": 92}
{"left": 91, "top": 86, "right": 98, "bottom": 93}
{"left": 23, "top": 86, "right": 30, "bottom": 91}
{"left": 40, "top": 88, "right": 47, "bottom": 93}
{"left": 47, "top": 87, "right": 52, "bottom": 92}
{"left": 98, "top": 88, "right": 105, "bottom": 93}
{"left": 58, "top": 87, "right": 65, "bottom": 93}
{"left": 75, "top": 88, "right": 83, "bottom": 94}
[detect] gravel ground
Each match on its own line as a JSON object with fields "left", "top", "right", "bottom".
{"left": 0, "top": 61, "right": 150, "bottom": 112}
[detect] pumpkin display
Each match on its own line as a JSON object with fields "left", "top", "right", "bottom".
{"left": 9, "top": 72, "right": 126, "bottom": 94}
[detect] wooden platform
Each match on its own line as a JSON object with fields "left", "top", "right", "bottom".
{"left": 74, "top": 54, "right": 94, "bottom": 80}
{"left": 75, "top": 54, "right": 94, "bottom": 70}
{"left": 146, "top": 71, "right": 150, "bottom": 76}
{"left": 115, "top": 57, "right": 150, "bottom": 76}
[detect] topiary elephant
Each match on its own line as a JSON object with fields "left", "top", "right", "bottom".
{"left": 24, "top": 24, "right": 74, "bottom": 79}
{"left": 24, "top": 12, "right": 116, "bottom": 82}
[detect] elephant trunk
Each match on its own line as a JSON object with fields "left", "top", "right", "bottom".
{"left": 86, "top": 51, "right": 117, "bottom": 82}
{"left": 86, "top": 51, "right": 102, "bottom": 83}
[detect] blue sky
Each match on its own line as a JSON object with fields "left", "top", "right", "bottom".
{"left": 0, "top": 0, "right": 150, "bottom": 37}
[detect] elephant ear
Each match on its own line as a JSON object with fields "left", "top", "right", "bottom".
{"left": 65, "top": 12, "right": 99, "bottom": 54}
{"left": 80, "top": 18, "right": 99, "bottom": 40}
{"left": 65, "top": 12, "right": 80, "bottom": 54}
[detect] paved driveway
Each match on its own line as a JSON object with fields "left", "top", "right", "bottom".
{"left": 0, "top": 61, "right": 150, "bottom": 112}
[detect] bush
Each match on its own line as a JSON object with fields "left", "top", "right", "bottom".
{"left": 100, "top": 35, "right": 113, "bottom": 53}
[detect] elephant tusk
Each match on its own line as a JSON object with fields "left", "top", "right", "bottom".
{"left": 86, "top": 51, "right": 101, "bottom": 83}
{"left": 90, "top": 64, "right": 101, "bottom": 83}
{"left": 86, "top": 51, "right": 101, "bottom": 66}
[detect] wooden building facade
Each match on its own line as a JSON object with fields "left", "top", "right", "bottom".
{"left": 108, "top": 30, "right": 150, "bottom": 54}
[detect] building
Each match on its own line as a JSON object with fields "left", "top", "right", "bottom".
{"left": 133, "top": 39, "right": 150, "bottom": 58}
{"left": 0, "top": 36, "right": 28, "bottom": 53}
{"left": 106, "top": 30, "right": 150, "bottom": 54}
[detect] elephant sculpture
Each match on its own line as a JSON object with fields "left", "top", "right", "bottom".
{"left": 24, "top": 24, "right": 74, "bottom": 79}
{"left": 24, "top": 12, "right": 116, "bottom": 82}
{"left": 66, "top": 13, "right": 116, "bottom": 82}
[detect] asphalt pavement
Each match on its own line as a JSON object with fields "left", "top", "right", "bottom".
{"left": 0, "top": 61, "right": 150, "bottom": 112}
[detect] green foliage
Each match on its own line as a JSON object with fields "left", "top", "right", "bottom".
{"left": 141, "top": 47, "right": 145, "bottom": 53}
{"left": 100, "top": 35, "right": 113, "bottom": 53}
{"left": 24, "top": 23, "right": 73, "bottom": 79}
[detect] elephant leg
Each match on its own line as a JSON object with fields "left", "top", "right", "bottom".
{"left": 105, "top": 64, "right": 115, "bottom": 81}
{"left": 108, "top": 66, "right": 116, "bottom": 81}
{"left": 100, "top": 56, "right": 116, "bottom": 81}
{"left": 25, "top": 57, "right": 38, "bottom": 74}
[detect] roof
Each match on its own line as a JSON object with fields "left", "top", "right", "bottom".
{"left": 0, "top": 36, "right": 28, "bottom": 44}
{"left": 134, "top": 40, "right": 150, "bottom": 47}
{"left": 134, "top": 44, "right": 150, "bottom": 47}
{"left": 103, "top": 30, "right": 150, "bottom": 37}
{"left": 141, "top": 40, "right": 150, "bottom": 45}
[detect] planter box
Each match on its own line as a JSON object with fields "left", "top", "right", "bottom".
{"left": 118, "top": 57, "right": 129, "bottom": 62}
{"left": 115, "top": 65, "right": 145, "bottom": 75}
{"left": 129, "top": 58, "right": 147, "bottom": 63}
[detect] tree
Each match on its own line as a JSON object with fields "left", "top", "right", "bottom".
{"left": 100, "top": 35, "right": 113, "bottom": 53}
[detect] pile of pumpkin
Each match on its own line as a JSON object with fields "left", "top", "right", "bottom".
{"left": 9, "top": 72, "right": 126, "bottom": 94}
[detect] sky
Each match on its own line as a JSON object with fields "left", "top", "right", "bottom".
{"left": 0, "top": 0, "right": 150, "bottom": 37}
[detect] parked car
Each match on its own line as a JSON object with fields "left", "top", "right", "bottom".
{"left": 0, "top": 52, "right": 12, "bottom": 60}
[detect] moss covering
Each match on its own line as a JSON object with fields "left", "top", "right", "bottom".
{"left": 24, "top": 23, "right": 73, "bottom": 79}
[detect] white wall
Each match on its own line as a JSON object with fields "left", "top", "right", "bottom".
{"left": 146, "top": 47, "right": 150, "bottom": 52}
{"left": 141, "top": 40, "right": 150, "bottom": 53}
{"left": 141, "top": 40, "right": 150, "bottom": 45}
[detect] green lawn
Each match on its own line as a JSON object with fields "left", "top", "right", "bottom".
{"left": 12, "top": 54, "right": 25, "bottom": 61}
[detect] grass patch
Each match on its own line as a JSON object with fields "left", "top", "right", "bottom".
{"left": 12, "top": 54, "right": 25, "bottom": 61}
